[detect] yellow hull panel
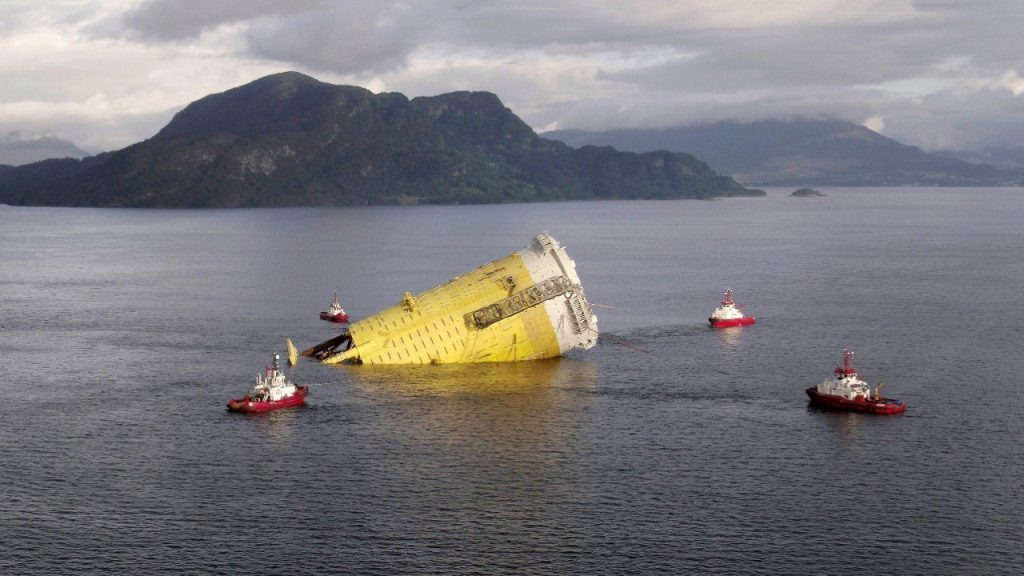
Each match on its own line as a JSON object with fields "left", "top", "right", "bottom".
{"left": 318, "top": 233, "right": 597, "bottom": 365}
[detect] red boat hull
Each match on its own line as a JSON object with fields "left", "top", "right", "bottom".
{"left": 320, "top": 312, "right": 349, "bottom": 323}
{"left": 227, "top": 386, "right": 309, "bottom": 413}
{"left": 805, "top": 387, "right": 906, "bottom": 414}
{"left": 710, "top": 316, "right": 756, "bottom": 328}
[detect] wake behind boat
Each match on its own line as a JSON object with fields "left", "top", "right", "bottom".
{"left": 806, "top": 349, "right": 906, "bottom": 415}
{"left": 227, "top": 353, "right": 309, "bottom": 413}
{"left": 709, "top": 288, "right": 756, "bottom": 328}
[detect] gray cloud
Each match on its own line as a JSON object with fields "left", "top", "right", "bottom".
{"left": 4, "top": 1, "right": 1024, "bottom": 152}
{"left": 113, "top": 2, "right": 1024, "bottom": 93}
{"left": 243, "top": 2, "right": 421, "bottom": 75}
{"left": 122, "top": 0, "right": 321, "bottom": 41}
{"left": 881, "top": 85, "right": 1024, "bottom": 150}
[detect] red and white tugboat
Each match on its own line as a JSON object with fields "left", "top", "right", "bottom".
{"left": 319, "top": 292, "right": 349, "bottom": 323}
{"left": 806, "top": 350, "right": 906, "bottom": 415}
{"left": 709, "top": 288, "right": 756, "bottom": 328}
{"left": 227, "top": 353, "right": 309, "bottom": 413}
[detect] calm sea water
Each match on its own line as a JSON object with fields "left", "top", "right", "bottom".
{"left": 1, "top": 188, "right": 1022, "bottom": 575}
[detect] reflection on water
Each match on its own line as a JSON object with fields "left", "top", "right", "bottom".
{"left": 339, "top": 356, "right": 598, "bottom": 396}
{"left": 808, "top": 404, "right": 872, "bottom": 438}
{"left": 714, "top": 325, "right": 745, "bottom": 350}
{"left": 336, "top": 358, "right": 600, "bottom": 511}
{"left": 248, "top": 406, "right": 305, "bottom": 446}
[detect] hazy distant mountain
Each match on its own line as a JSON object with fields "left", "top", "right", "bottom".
{"left": 936, "top": 146, "right": 1024, "bottom": 171}
{"left": 546, "top": 120, "right": 1021, "bottom": 186}
{"left": 0, "top": 133, "right": 89, "bottom": 166}
{"left": 0, "top": 72, "right": 761, "bottom": 207}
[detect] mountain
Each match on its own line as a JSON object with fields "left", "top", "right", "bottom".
{"left": 0, "top": 72, "right": 761, "bottom": 207}
{"left": 936, "top": 146, "right": 1024, "bottom": 171}
{"left": 0, "top": 133, "right": 89, "bottom": 166}
{"left": 545, "top": 119, "right": 1021, "bottom": 186}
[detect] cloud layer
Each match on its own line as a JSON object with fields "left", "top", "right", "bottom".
{"left": 1, "top": 0, "right": 1022, "bottom": 152}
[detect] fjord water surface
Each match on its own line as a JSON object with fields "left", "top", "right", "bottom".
{"left": 1, "top": 188, "right": 1022, "bottom": 575}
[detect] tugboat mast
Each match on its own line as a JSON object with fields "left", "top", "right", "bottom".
{"left": 835, "top": 349, "right": 856, "bottom": 377}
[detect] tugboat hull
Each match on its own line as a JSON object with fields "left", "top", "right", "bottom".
{"left": 805, "top": 387, "right": 906, "bottom": 415}
{"left": 320, "top": 312, "right": 349, "bottom": 323}
{"left": 227, "top": 386, "right": 309, "bottom": 413}
{"left": 710, "top": 316, "right": 756, "bottom": 328}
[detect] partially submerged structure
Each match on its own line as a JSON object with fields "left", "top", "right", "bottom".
{"left": 303, "top": 233, "right": 598, "bottom": 365}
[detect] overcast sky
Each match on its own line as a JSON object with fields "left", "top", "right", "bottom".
{"left": 2, "top": 0, "right": 1023, "bottom": 153}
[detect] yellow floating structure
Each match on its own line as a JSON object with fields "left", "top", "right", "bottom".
{"left": 303, "top": 233, "right": 598, "bottom": 365}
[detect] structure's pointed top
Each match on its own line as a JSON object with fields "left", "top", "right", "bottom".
{"left": 836, "top": 349, "right": 857, "bottom": 377}
{"left": 722, "top": 288, "right": 734, "bottom": 305}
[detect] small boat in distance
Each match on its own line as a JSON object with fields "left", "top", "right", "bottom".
{"left": 319, "top": 292, "right": 349, "bottom": 323}
{"left": 806, "top": 350, "right": 906, "bottom": 415}
{"left": 227, "top": 353, "right": 309, "bottom": 413}
{"left": 709, "top": 288, "right": 756, "bottom": 328}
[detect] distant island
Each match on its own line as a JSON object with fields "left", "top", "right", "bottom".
{"left": 790, "top": 187, "right": 824, "bottom": 197}
{"left": 545, "top": 120, "right": 1023, "bottom": 187}
{"left": 0, "top": 72, "right": 762, "bottom": 208}
{"left": 0, "top": 132, "right": 89, "bottom": 167}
